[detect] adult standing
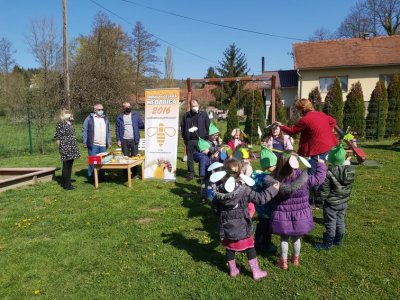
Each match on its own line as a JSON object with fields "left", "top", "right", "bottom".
{"left": 278, "top": 98, "right": 338, "bottom": 206}
{"left": 181, "top": 99, "right": 210, "bottom": 181}
{"left": 54, "top": 109, "right": 80, "bottom": 190}
{"left": 278, "top": 98, "right": 338, "bottom": 170}
{"left": 82, "top": 103, "right": 112, "bottom": 181}
{"left": 116, "top": 102, "right": 144, "bottom": 176}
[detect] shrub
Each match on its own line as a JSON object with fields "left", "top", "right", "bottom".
{"left": 223, "top": 98, "right": 239, "bottom": 142}
{"left": 323, "top": 77, "right": 343, "bottom": 128}
{"left": 386, "top": 74, "right": 400, "bottom": 137}
{"left": 244, "top": 89, "right": 264, "bottom": 144}
{"left": 366, "top": 81, "right": 388, "bottom": 139}
{"left": 343, "top": 81, "right": 365, "bottom": 137}
{"left": 308, "top": 86, "right": 323, "bottom": 111}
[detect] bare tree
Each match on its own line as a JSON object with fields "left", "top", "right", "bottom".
{"left": 27, "top": 17, "right": 61, "bottom": 73}
{"left": 367, "top": 0, "right": 400, "bottom": 35}
{"left": 337, "top": 2, "right": 375, "bottom": 38}
{"left": 26, "top": 17, "right": 63, "bottom": 153}
{"left": 309, "top": 27, "right": 334, "bottom": 41}
{"left": 164, "top": 47, "right": 174, "bottom": 87}
{"left": 132, "top": 21, "right": 161, "bottom": 102}
{"left": 0, "top": 38, "right": 16, "bottom": 74}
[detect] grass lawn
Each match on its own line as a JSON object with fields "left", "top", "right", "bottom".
{"left": 0, "top": 134, "right": 399, "bottom": 299}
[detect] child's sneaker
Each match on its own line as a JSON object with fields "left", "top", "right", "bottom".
{"left": 275, "top": 258, "right": 288, "bottom": 270}
{"left": 291, "top": 255, "right": 300, "bottom": 267}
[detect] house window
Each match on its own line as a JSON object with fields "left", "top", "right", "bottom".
{"left": 379, "top": 74, "right": 392, "bottom": 87}
{"left": 319, "top": 76, "right": 348, "bottom": 93}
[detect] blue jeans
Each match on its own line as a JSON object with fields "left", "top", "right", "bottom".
{"left": 88, "top": 144, "right": 107, "bottom": 178}
{"left": 308, "top": 151, "right": 329, "bottom": 204}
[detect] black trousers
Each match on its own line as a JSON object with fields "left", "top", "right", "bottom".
{"left": 122, "top": 139, "right": 138, "bottom": 157}
{"left": 122, "top": 139, "right": 139, "bottom": 176}
{"left": 226, "top": 247, "right": 257, "bottom": 261}
{"left": 186, "top": 139, "right": 198, "bottom": 177}
{"left": 62, "top": 159, "right": 74, "bottom": 187}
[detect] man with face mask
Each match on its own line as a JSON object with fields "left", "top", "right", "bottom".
{"left": 116, "top": 102, "right": 144, "bottom": 176}
{"left": 82, "top": 103, "right": 112, "bottom": 181}
{"left": 181, "top": 99, "right": 210, "bottom": 181}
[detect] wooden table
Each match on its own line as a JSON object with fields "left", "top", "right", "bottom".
{"left": 93, "top": 159, "right": 144, "bottom": 188}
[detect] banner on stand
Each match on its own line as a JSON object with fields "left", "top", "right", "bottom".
{"left": 144, "top": 88, "right": 180, "bottom": 180}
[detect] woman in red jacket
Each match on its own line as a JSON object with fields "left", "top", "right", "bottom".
{"left": 278, "top": 98, "right": 338, "bottom": 205}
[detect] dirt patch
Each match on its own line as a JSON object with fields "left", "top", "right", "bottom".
{"left": 146, "top": 208, "right": 164, "bottom": 213}
{"left": 136, "top": 217, "right": 154, "bottom": 224}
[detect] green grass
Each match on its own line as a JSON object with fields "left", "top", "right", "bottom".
{"left": 1, "top": 133, "right": 400, "bottom": 298}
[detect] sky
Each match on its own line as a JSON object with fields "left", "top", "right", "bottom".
{"left": 0, "top": 0, "right": 359, "bottom": 79}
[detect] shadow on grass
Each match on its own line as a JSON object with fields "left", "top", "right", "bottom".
{"left": 303, "top": 234, "right": 322, "bottom": 245}
{"left": 167, "top": 178, "right": 227, "bottom": 272}
{"left": 362, "top": 144, "right": 400, "bottom": 152}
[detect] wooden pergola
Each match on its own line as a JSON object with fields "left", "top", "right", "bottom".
{"left": 186, "top": 75, "right": 277, "bottom": 123}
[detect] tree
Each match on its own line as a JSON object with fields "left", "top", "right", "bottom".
{"left": 343, "top": 81, "right": 366, "bottom": 137}
{"left": 214, "top": 44, "right": 249, "bottom": 107}
{"left": 132, "top": 21, "right": 161, "bottom": 102}
{"left": 308, "top": 86, "right": 323, "bottom": 111}
{"left": 336, "top": 2, "right": 375, "bottom": 38}
{"left": 366, "top": 81, "right": 388, "bottom": 139}
{"left": 244, "top": 89, "right": 264, "bottom": 144}
{"left": 71, "top": 12, "right": 133, "bottom": 116}
{"left": 386, "top": 73, "right": 400, "bottom": 137}
{"left": 366, "top": 0, "right": 400, "bottom": 35}
{"left": 0, "top": 38, "right": 16, "bottom": 74}
{"left": 323, "top": 77, "right": 344, "bottom": 128}
{"left": 205, "top": 67, "right": 218, "bottom": 78}
{"left": 164, "top": 47, "right": 174, "bottom": 88}
{"left": 267, "top": 88, "right": 287, "bottom": 124}
{"left": 224, "top": 98, "right": 239, "bottom": 143}
{"left": 27, "top": 17, "right": 63, "bottom": 153}
{"left": 309, "top": 27, "right": 334, "bottom": 41}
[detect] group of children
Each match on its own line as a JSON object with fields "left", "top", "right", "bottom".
{"left": 192, "top": 121, "right": 356, "bottom": 281}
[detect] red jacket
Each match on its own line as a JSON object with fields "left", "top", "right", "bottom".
{"left": 281, "top": 111, "right": 338, "bottom": 157}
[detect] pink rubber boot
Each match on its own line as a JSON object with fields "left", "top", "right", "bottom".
{"left": 248, "top": 258, "right": 267, "bottom": 280}
{"left": 275, "top": 258, "right": 288, "bottom": 270}
{"left": 291, "top": 255, "right": 300, "bottom": 267}
{"left": 227, "top": 260, "right": 240, "bottom": 277}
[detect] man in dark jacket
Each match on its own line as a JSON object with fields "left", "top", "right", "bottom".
{"left": 116, "top": 102, "right": 144, "bottom": 177}
{"left": 181, "top": 99, "right": 210, "bottom": 181}
{"left": 315, "top": 143, "right": 355, "bottom": 250}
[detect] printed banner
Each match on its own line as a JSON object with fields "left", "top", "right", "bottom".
{"left": 144, "top": 88, "right": 180, "bottom": 180}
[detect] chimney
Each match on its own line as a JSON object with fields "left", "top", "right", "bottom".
{"left": 262, "top": 57, "right": 265, "bottom": 73}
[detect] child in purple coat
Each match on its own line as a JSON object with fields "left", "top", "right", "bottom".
{"left": 267, "top": 151, "right": 327, "bottom": 270}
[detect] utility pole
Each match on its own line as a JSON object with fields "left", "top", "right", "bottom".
{"left": 62, "top": 0, "right": 70, "bottom": 109}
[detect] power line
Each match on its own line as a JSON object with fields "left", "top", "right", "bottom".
{"left": 88, "top": 0, "right": 218, "bottom": 64}
{"left": 120, "top": 0, "right": 308, "bottom": 42}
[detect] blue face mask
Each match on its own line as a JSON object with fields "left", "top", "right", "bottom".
{"left": 96, "top": 110, "right": 104, "bottom": 117}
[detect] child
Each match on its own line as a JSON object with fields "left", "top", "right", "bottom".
{"left": 228, "top": 128, "right": 246, "bottom": 151}
{"left": 267, "top": 151, "right": 326, "bottom": 270}
{"left": 252, "top": 146, "right": 278, "bottom": 253}
{"left": 194, "top": 123, "right": 224, "bottom": 201}
{"left": 314, "top": 143, "right": 355, "bottom": 250}
{"left": 210, "top": 159, "right": 280, "bottom": 280}
{"left": 262, "top": 123, "right": 294, "bottom": 153}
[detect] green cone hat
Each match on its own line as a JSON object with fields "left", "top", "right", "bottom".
{"left": 260, "top": 146, "right": 277, "bottom": 169}
{"left": 198, "top": 138, "right": 210, "bottom": 152}
{"left": 209, "top": 123, "right": 220, "bottom": 135}
{"left": 328, "top": 142, "right": 346, "bottom": 166}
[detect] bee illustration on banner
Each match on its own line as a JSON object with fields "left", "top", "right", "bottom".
{"left": 147, "top": 123, "right": 176, "bottom": 148}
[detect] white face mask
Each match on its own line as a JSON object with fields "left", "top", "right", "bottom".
{"left": 96, "top": 110, "right": 104, "bottom": 116}
{"left": 191, "top": 107, "right": 199, "bottom": 113}
{"left": 64, "top": 113, "right": 71, "bottom": 120}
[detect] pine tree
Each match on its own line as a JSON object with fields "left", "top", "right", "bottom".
{"left": 366, "top": 81, "right": 386, "bottom": 139}
{"left": 308, "top": 86, "right": 323, "bottom": 111}
{"left": 267, "top": 88, "right": 287, "bottom": 124}
{"left": 213, "top": 44, "right": 249, "bottom": 108}
{"left": 386, "top": 74, "right": 400, "bottom": 137}
{"left": 224, "top": 98, "right": 239, "bottom": 142}
{"left": 244, "top": 89, "right": 264, "bottom": 144}
{"left": 323, "top": 77, "right": 343, "bottom": 128}
{"left": 343, "top": 81, "right": 365, "bottom": 137}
